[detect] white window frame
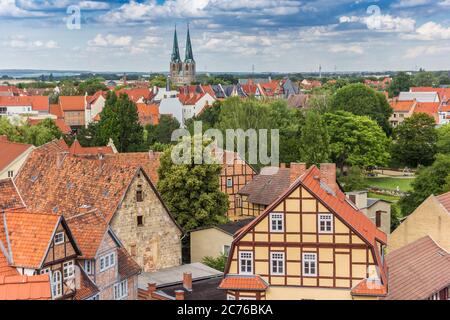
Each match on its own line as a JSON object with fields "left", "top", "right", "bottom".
{"left": 40, "top": 268, "right": 51, "bottom": 275}
{"left": 114, "top": 280, "right": 128, "bottom": 300}
{"left": 99, "top": 252, "right": 115, "bottom": 272}
{"left": 270, "top": 213, "right": 284, "bottom": 232}
{"left": 54, "top": 232, "right": 65, "bottom": 245}
{"left": 270, "top": 252, "right": 285, "bottom": 275}
{"left": 7, "top": 170, "right": 14, "bottom": 178}
{"left": 318, "top": 214, "right": 333, "bottom": 234}
{"left": 52, "top": 270, "right": 62, "bottom": 298}
{"left": 302, "top": 253, "right": 317, "bottom": 277}
{"left": 63, "top": 261, "right": 75, "bottom": 280}
{"left": 226, "top": 177, "right": 233, "bottom": 188}
{"left": 84, "top": 260, "right": 93, "bottom": 274}
{"left": 239, "top": 251, "right": 253, "bottom": 275}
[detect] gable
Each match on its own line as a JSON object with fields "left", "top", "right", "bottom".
{"left": 42, "top": 220, "right": 79, "bottom": 267}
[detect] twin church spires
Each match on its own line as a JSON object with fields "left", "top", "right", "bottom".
{"left": 170, "top": 24, "right": 196, "bottom": 86}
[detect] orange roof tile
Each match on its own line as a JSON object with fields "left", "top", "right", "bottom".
{"left": 413, "top": 102, "right": 440, "bottom": 122}
{"left": 0, "top": 250, "right": 17, "bottom": 278}
{"left": 351, "top": 279, "right": 387, "bottom": 297}
{"left": 116, "top": 88, "right": 153, "bottom": 103}
{"left": 136, "top": 103, "right": 159, "bottom": 125}
{"left": 87, "top": 91, "right": 107, "bottom": 104}
{"left": 0, "top": 96, "right": 49, "bottom": 112}
{"left": 117, "top": 247, "right": 141, "bottom": 280}
{"left": 0, "top": 210, "right": 61, "bottom": 269}
{"left": 49, "top": 103, "right": 64, "bottom": 119}
{"left": 66, "top": 210, "right": 109, "bottom": 259}
{"left": 68, "top": 140, "right": 114, "bottom": 155}
{"left": 219, "top": 275, "right": 269, "bottom": 291}
{"left": 59, "top": 96, "right": 85, "bottom": 111}
{"left": 0, "top": 135, "right": 33, "bottom": 172}
{"left": 0, "top": 274, "right": 51, "bottom": 300}
{"left": 390, "top": 100, "right": 415, "bottom": 112}
{"left": 73, "top": 265, "right": 99, "bottom": 300}
{"left": 0, "top": 178, "right": 26, "bottom": 210}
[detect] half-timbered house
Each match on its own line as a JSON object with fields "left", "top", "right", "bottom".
{"left": 220, "top": 164, "right": 388, "bottom": 300}
{"left": 0, "top": 210, "right": 81, "bottom": 300}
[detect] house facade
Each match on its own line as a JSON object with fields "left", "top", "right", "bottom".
{"left": 220, "top": 164, "right": 388, "bottom": 300}
{"left": 0, "top": 135, "right": 34, "bottom": 179}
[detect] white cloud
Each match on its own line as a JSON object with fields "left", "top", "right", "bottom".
{"left": 16, "top": 0, "right": 109, "bottom": 10}
{"left": 88, "top": 34, "right": 132, "bottom": 47}
{"left": 439, "top": 0, "right": 450, "bottom": 6}
{"left": 3, "top": 35, "right": 59, "bottom": 49}
{"left": 79, "top": 1, "right": 110, "bottom": 10}
{"left": 339, "top": 14, "right": 416, "bottom": 33}
{"left": 329, "top": 44, "right": 364, "bottom": 54}
{"left": 403, "top": 21, "right": 450, "bottom": 40}
{"left": 0, "top": 0, "right": 49, "bottom": 17}
{"left": 405, "top": 45, "right": 450, "bottom": 58}
{"left": 391, "top": 0, "right": 432, "bottom": 8}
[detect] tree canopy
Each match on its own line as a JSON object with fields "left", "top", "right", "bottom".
{"left": 332, "top": 83, "right": 393, "bottom": 134}
{"left": 157, "top": 138, "right": 229, "bottom": 231}
{"left": 0, "top": 117, "right": 62, "bottom": 146}
{"left": 391, "top": 113, "right": 437, "bottom": 168}
{"left": 388, "top": 72, "right": 412, "bottom": 97}
{"left": 324, "top": 111, "right": 391, "bottom": 170}
{"left": 299, "top": 110, "right": 330, "bottom": 166}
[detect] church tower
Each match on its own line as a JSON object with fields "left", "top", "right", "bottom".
{"left": 182, "top": 24, "right": 196, "bottom": 84}
{"left": 169, "top": 24, "right": 196, "bottom": 86}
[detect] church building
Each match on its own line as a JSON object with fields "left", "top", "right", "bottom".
{"left": 170, "top": 25, "right": 196, "bottom": 86}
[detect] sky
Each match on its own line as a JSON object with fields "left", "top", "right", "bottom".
{"left": 0, "top": 0, "right": 449, "bottom": 73}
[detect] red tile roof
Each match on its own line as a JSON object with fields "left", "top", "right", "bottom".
{"left": 66, "top": 210, "right": 109, "bottom": 259}
{"left": 0, "top": 210, "right": 61, "bottom": 269}
{"left": 0, "top": 96, "right": 49, "bottom": 112}
{"left": 435, "top": 191, "right": 450, "bottom": 214}
{"left": 384, "top": 236, "right": 450, "bottom": 300}
{"left": 87, "top": 91, "right": 107, "bottom": 104}
{"left": 73, "top": 265, "right": 99, "bottom": 300}
{"left": 117, "top": 247, "right": 141, "bottom": 280}
{"left": 137, "top": 103, "right": 159, "bottom": 125}
{"left": 0, "top": 249, "right": 17, "bottom": 278}
{"left": 27, "top": 118, "right": 72, "bottom": 134}
{"left": 49, "top": 103, "right": 64, "bottom": 119}
{"left": 390, "top": 100, "right": 415, "bottom": 112}
{"left": 351, "top": 279, "right": 387, "bottom": 297}
{"left": 179, "top": 93, "right": 205, "bottom": 105}
{"left": 0, "top": 274, "right": 51, "bottom": 300}
{"left": 0, "top": 135, "right": 33, "bottom": 172}
{"left": 68, "top": 140, "right": 114, "bottom": 155}
{"left": 59, "top": 96, "right": 86, "bottom": 111}
{"left": 0, "top": 178, "right": 26, "bottom": 210}
{"left": 116, "top": 88, "right": 154, "bottom": 103}
{"left": 413, "top": 102, "right": 440, "bottom": 122}
{"left": 219, "top": 275, "right": 269, "bottom": 291}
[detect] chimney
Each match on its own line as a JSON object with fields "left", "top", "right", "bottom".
{"left": 175, "top": 290, "right": 185, "bottom": 300}
{"left": 320, "top": 163, "right": 337, "bottom": 193}
{"left": 289, "top": 163, "right": 307, "bottom": 184}
{"left": 147, "top": 283, "right": 157, "bottom": 299}
{"left": 0, "top": 135, "right": 8, "bottom": 142}
{"left": 183, "top": 272, "right": 192, "bottom": 292}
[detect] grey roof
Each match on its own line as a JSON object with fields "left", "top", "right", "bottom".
{"left": 138, "top": 262, "right": 222, "bottom": 289}
{"left": 367, "top": 198, "right": 379, "bottom": 207}
{"left": 160, "top": 277, "right": 226, "bottom": 300}
{"left": 398, "top": 92, "right": 439, "bottom": 103}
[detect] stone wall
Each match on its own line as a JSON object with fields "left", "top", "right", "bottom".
{"left": 110, "top": 170, "right": 182, "bottom": 272}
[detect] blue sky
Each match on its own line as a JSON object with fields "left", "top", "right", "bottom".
{"left": 0, "top": 0, "right": 449, "bottom": 72}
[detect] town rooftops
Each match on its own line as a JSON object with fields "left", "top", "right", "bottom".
{"left": 390, "top": 99, "right": 416, "bottom": 112}
{"left": 436, "top": 190, "right": 450, "bottom": 213}
{"left": 117, "top": 247, "right": 142, "bottom": 280}
{"left": 413, "top": 102, "right": 440, "bottom": 121}
{"left": 27, "top": 118, "right": 72, "bottom": 135}
{"left": 74, "top": 266, "right": 99, "bottom": 300}
{"left": 0, "top": 135, "right": 33, "bottom": 172}
{"left": 68, "top": 139, "right": 114, "bottom": 155}
{"left": 384, "top": 236, "right": 450, "bottom": 300}
{"left": 0, "top": 178, "right": 25, "bottom": 210}
{"left": 238, "top": 167, "right": 291, "bottom": 206}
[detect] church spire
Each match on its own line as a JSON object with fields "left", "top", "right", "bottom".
{"left": 171, "top": 25, "right": 181, "bottom": 63}
{"left": 184, "top": 23, "right": 194, "bottom": 63}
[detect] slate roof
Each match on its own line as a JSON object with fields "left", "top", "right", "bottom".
{"left": 160, "top": 276, "right": 226, "bottom": 300}
{"left": 238, "top": 167, "right": 291, "bottom": 206}
{"left": 398, "top": 92, "right": 439, "bottom": 103}
{"left": 215, "top": 219, "right": 255, "bottom": 236}
{"left": 0, "top": 178, "right": 26, "bottom": 210}
{"left": 384, "top": 236, "right": 450, "bottom": 300}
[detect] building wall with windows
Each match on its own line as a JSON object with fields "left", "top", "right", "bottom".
{"left": 190, "top": 228, "right": 233, "bottom": 263}
{"left": 0, "top": 145, "right": 34, "bottom": 179}
{"left": 94, "top": 232, "right": 119, "bottom": 300}
{"left": 110, "top": 169, "right": 182, "bottom": 272}
{"left": 225, "top": 184, "right": 381, "bottom": 300}
{"left": 237, "top": 195, "right": 267, "bottom": 218}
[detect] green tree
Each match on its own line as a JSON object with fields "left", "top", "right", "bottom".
{"left": 413, "top": 71, "right": 437, "bottom": 87}
{"left": 324, "top": 111, "right": 391, "bottom": 171}
{"left": 399, "top": 154, "right": 450, "bottom": 215}
{"left": 299, "top": 110, "right": 330, "bottom": 166}
{"left": 146, "top": 114, "right": 180, "bottom": 146}
{"left": 78, "top": 77, "right": 107, "bottom": 95}
{"left": 0, "top": 118, "right": 62, "bottom": 146}
{"left": 157, "top": 138, "right": 229, "bottom": 231}
{"left": 96, "top": 92, "right": 145, "bottom": 152}
{"left": 391, "top": 113, "right": 437, "bottom": 167}
{"left": 436, "top": 123, "right": 450, "bottom": 154}
{"left": 388, "top": 72, "right": 412, "bottom": 97}
{"left": 337, "top": 166, "right": 368, "bottom": 192}
{"left": 332, "top": 83, "right": 393, "bottom": 134}
{"left": 202, "top": 253, "right": 228, "bottom": 272}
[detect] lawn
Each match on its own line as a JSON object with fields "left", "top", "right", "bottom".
{"left": 365, "top": 177, "right": 415, "bottom": 192}
{"left": 367, "top": 192, "right": 401, "bottom": 203}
